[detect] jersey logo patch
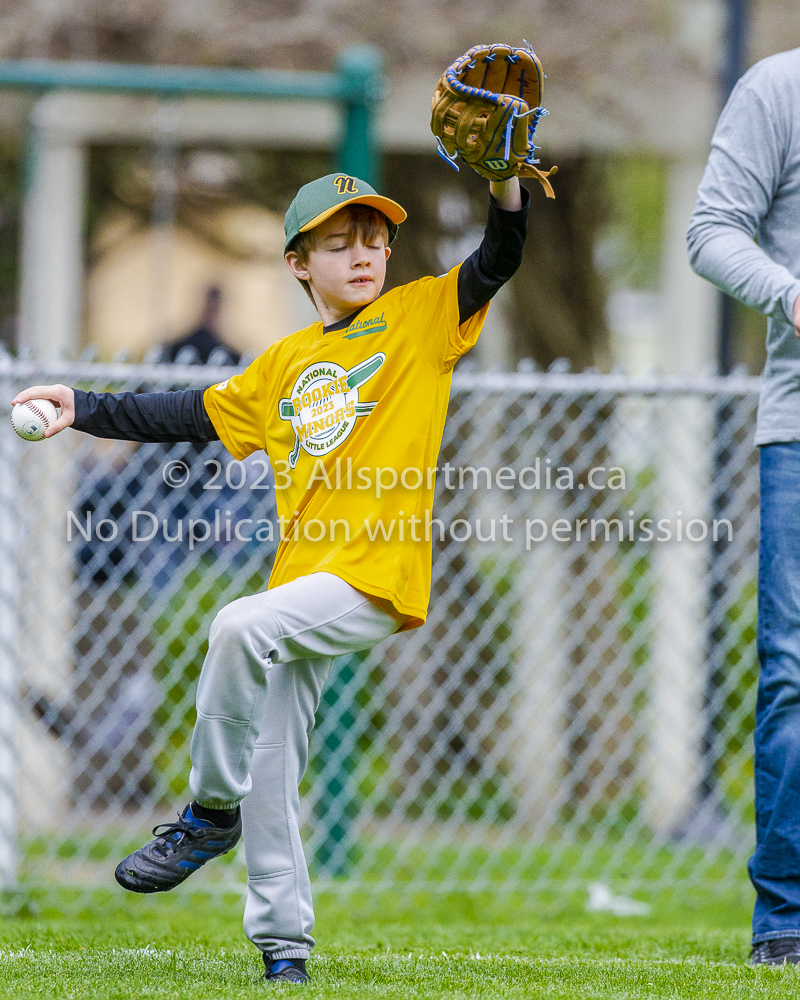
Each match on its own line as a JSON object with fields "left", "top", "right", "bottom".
{"left": 344, "top": 311, "right": 387, "bottom": 340}
{"left": 279, "top": 352, "right": 385, "bottom": 467}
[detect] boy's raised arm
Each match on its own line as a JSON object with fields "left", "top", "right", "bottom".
{"left": 456, "top": 176, "right": 530, "bottom": 325}
{"left": 489, "top": 177, "right": 523, "bottom": 212}
{"left": 11, "top": 383, "right": 219, "bottom": 443}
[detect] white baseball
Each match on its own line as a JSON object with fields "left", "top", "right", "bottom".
{"left": 11, "top": 398, "right": 59, "bottom": 441}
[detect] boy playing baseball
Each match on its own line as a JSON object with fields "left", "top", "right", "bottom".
{"left": 13, "top": 168, "right": 529, "bottom": 984}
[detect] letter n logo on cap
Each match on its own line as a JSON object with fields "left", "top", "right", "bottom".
{"left": 334, "top": 175, "right": 359, "bottom": 195}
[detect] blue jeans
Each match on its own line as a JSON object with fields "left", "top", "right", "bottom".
{"left": 751, "top": 442, "right": 800, "bottom": 942}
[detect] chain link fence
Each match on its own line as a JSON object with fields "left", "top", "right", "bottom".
{"left": 0, "top": 358, "right": 761, "bottom": 908}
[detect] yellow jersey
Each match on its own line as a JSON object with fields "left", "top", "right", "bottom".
{"left": 203, "top": 263, "right": 488, "bottom": 629}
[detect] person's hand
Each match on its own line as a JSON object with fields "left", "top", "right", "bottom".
{"left": 794, "top": 293, "right": 800, "bottom": 338}
{"left": 11, "top": 384, "right": 75, "bottom": 437}
{"left": 489, "top": 177, "right": 523, "bottom": 212}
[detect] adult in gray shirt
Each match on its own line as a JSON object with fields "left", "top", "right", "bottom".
{"left": 688, "top": 46, "right": 800, "bottom": 966}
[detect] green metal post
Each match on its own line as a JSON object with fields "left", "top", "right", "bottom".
{"left": 311, "top": 46, "right": 384, "bottom": 872}
{"left": 0, "top": 60, "right": 346, "bottom": 101}
{"left": 312, "top": 651, "right": 366, "bottom": 876}
{"left": 336, "top": 46, "right": 383, "bottom": 188}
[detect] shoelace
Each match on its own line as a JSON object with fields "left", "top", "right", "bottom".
{"left": 150, "top": 814, "right": 205, "bottom": 857}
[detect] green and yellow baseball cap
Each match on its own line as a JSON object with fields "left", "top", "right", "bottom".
{"left": 284, "top": 173, "right": 407, "bottom": 254}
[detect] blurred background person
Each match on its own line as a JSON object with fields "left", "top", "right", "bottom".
{"left": 159, "top": 285, "right": 241, "bottom": 366}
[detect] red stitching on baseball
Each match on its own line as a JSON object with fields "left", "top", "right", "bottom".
{"left": 25, "top": 402, "right": 51, "bottom": 427}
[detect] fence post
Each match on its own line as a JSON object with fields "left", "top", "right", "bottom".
{"left": 645, "top": 160, "right": 718, "bottom": 834}
{"left": 648, "top": 401, "right": 712, "bottom": 835}
{"left": 0, "top": 373, "right": 19, "bottom": 889}
{"left": 310, "top": 49, "right": 383, "bottom": 868}
{"left": 18, "top": 97, "right": 87, "bottom": 360}
{"left": 336, "top": 46, "right": 383, "bottom": 187}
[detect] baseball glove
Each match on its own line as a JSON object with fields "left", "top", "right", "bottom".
{"left": 431, "top": 42, "right": 557, "bottom": 198}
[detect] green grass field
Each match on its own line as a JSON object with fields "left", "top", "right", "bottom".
{"left": 1, "top": 891, "right": 799, "bottom": 998}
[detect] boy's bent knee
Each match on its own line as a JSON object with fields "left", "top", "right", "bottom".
{"left": 209, "top": 596, "right": 279, "bottom": 649}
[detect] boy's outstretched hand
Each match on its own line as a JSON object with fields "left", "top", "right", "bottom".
{"left": 11, "top": 384, "right": 75, "bottom": 437}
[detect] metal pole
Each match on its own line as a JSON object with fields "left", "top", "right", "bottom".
{"left": 316, "top": 48, "right": 382, "bottom": 862}
{"left": 722, "top": 0, "right": 750, "bottom": 110}
{"left": 717, "top": 0, "right": 750, "bottom": 374}
{"left": 19, "top": 97, "right": 87, "bottom": 361}
{"left": 0, "top": 60, "right": 347, "bottom": 102}
{"left": 0, "top": 372, "right": 19, "bottom": 889}
{"left": 150, "top": 100, "right": 180, "bottom": 343}
{"left": 336, "top": 46, "right": 383, "bottom": 187}
{"left": 700, "top": 0, "right": 751, "bottom": 833}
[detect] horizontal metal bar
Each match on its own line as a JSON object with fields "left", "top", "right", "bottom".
{"left": 0, "top": 59, "right": 347, "bottom": 102}
{"left": 0, "top": 357, "right": 763, "bottom": 396}
{"left": 0, "top": 359, "right": 239, "bottom": 386}
{"left": 450, "top": 370, "right": 762, "bottom": 397}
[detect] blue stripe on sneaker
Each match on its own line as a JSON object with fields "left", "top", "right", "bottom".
{"left": 178, "top": 860, "right": 201, "bottom": 870}
{"left": 183, "top": 804, "right": 213, "bottom": 828}
{"left": 271, "top": 960, "right": 295, "bottom": 974}
{"left": 191, "top": 851, "right": 215, "bottom": 860}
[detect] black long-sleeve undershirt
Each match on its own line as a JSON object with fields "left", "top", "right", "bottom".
{"left": 73, "top": 387, "right": 217, "bottom": 442}
{"left": 73, "top": 187, "right": 530, "bottom": 444}
{"left": 457, "top": 185, "right": 530, "bottom": 323}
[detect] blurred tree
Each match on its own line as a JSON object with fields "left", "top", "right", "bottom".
{"left": 0, "top": 0, "right": 718, "bottom": 96}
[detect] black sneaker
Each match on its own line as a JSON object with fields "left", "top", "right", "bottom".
{"left": 114, "top": 803, "right": 241, "bottom": 893}
{"left": 751, "top": 937, "right": 800, "bottom": 966}
{"left": 263, "top": 957, "right": 310, "bottom": 984}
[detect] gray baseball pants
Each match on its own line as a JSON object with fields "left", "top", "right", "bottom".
{"left": 188, "top": 572, "right": 401, "bottom": 960}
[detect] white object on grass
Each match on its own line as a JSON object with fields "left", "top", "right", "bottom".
{"left": 586, "top": 882, "right": 651, "bottom": 917}
{"left": 11, "top": 399, "right": 58, "bottom": 441}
